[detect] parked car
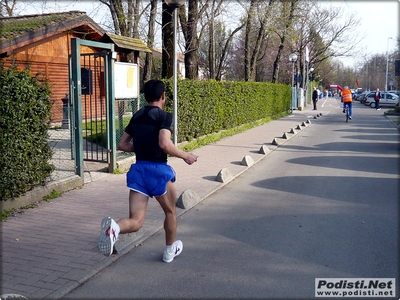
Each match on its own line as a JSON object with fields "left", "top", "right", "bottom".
{"left": 356, "top": 91, "right": 369, "bottom": 102}
{"left": 364, "top": 92, "right": 399, "bottom": 108}
{"left": 360, "top": 91, "right": 373, "bottom": 104}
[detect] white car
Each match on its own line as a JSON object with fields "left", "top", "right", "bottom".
{"left": 364, "top": 92, "right": 399, "bottom": 108}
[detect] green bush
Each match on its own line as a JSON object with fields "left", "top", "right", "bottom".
{"left": 163, "top": 79, "right": 290, "bottom": 142}
{"left": 0, "top": 64, "right": 54, "bottom": 201}
{"left": 86, "top": 80, "right": 290, "bottom": 146}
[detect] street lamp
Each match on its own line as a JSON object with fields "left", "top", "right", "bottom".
{"left": 166, "top": 0, "right": 185, "bottom": 145}
{"left": 289, "top": 53, "right": 298, "bottom": 112}
{"left": 385, "top": 37, "right": 393, "bottom": 91}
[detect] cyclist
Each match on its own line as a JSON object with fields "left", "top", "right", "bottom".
{"left": 341, "top": 86, "right": 353, "bottom": 120}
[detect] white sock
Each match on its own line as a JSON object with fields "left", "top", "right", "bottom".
{"left": 166, "top": 244, "right": 174, "bottom": 252}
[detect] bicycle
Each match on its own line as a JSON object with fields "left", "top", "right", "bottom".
{"left": 341, "top": 97, "right": 350, "bottom": 123}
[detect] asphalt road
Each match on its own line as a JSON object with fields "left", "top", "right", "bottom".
{"left": 64, "top": 98, "right": 399, "bottom": 299}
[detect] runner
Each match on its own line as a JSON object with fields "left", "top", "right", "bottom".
{"left": 98, "top": 79, "right": 198, "bottom": 262}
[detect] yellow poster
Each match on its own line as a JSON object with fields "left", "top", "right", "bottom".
{"left": 127, "top": 67, "right": 135, "bottom": 88}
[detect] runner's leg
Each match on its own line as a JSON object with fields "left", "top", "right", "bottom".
{"left": 117, "top": 190, "right": 149, "bottom": 234}
{"left": 155, "top": 181, "right": 177, "bottom": 245}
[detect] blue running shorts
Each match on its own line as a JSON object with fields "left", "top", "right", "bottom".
{"left": 126, "top": 161, "right": 176, "bottom": 198}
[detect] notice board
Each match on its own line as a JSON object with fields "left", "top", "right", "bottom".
{"left": 114, "top": 62, "right": 139, "bottom": 99}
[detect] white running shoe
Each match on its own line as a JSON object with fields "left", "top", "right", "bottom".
{"left": 98, "top": 217, "right": 119, "bottom": 256}
{"left": 163, "top": 240, "right": 183, "bottom": 263}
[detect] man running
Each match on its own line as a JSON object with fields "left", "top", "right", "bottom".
{"left": 98, "top": 79, "right": 198, "bottom": 262}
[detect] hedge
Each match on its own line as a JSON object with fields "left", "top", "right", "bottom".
{"left": 0, "top": 64, "right": 54, "bottom": 201}
{"left": 163, "top": 79, "right": 291, "bottom": 142}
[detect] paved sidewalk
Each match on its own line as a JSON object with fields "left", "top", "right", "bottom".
{"left": 1, "top": 104, "right": 326, "bottom": 299}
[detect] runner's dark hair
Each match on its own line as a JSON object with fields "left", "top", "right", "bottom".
{"left": 144, "top": 80, "right": 165, "bottom": 103}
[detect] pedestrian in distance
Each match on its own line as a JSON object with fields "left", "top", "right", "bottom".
{"left": 341, "top": 86, "right": 353, "bottom": 119}
{"left": 98, "top": 79, "right": 198, "bottom": 263}
{"left": 374, "top": 88, "right": 381, "bottom": 110}
{"left": 312, "top": 87, "right": 318, "bottom": 110}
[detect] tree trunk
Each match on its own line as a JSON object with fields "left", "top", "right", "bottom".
{"left": 179, "top": 0, "right": 209, "bottom": 79}
{"left": 244, "top": 0, "right": 257, "bottom": 81}
{"left": 182, "top": 0, "right": 199, "bottom": 79}
{"left": 162, "top": 1, "right": 174, "bottom": 78}
{"left": 208, "top": 1, "right": 215, "bottom": 80}
{"left": 215, "top": 24, "right": 244, "bottom": 81}
{"left": 143, "top": 0, "right": 158, "bottom": 82}
{"left": 271, "top": 0, "right": 296, "bottom": 84}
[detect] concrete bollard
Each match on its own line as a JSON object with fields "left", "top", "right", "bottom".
{"left": 241, "top": 155, "right": 254, "bottom": 167}
{"left": 176, "top": 189, "right": 200, "bottom": 209}
{"left": 272, "top": 138, "right": 283, "bottom": 146}
{"left": 259, "top": 145, "right": 270, "bottom": 154}
{"left": 216, "top": 168, "right": 233, "bottom": 183}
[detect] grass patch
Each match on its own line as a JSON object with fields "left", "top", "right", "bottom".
{"left": 83, "top": 117, "right": 131, "bottom": 148}
{"left": 1, "top": 190, "right": 64, "bottom": 221}
{"left": 43, "top": 189, "right": 64, "bottom": 201}
{"left": 113, "top": 168, "right": 124, "bottom": 174}
{"left": 178, "top": 113, "right": 287, "bottom": 152}
{"left": 0, "top": 208, "right": 16, "bottom": 222}
{"left": 0, "top": 203, "right": 39, "bottom": 222}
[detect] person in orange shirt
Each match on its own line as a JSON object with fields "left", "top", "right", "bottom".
{"left": 341, "top": 86, "right": 353, "bottom": 119}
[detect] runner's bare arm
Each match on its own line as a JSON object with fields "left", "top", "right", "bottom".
{"left": 118, "top": 132, "right": 135, "bottom": 152}
{"left": 159, "top": 129, "right": 198, "bottom": 165}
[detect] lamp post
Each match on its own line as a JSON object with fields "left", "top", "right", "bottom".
{"left": 166, "top": 0, "right": 185, "bottom": 145}
{"left": 289, "top": 53, "right": 298, "bottom": 112}
{"left": 385, "top": 37, "right": 393, "bottom": 91}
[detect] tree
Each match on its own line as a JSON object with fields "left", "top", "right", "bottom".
{"left": 178, "top": 0, "right": 209, "bottom": 79}
{"left": 0, "top": 0, "right": 17, "bottom": 17}
{"left": 298, "top": 3, "right": 361, "bottom": 73}
{"left": 243, "top": 0, "right": 256, "bottom": 81}
{"left": 198, "top": 0, "right": 244, "bottom": 81}
{"left": 161, "top": 1, "right": 174, "bottom": 78}
{"left": 99, "top": 0, "right": 143, "bottom": 37}
{"left": 242, "top": 0, "right": 279, "bottom": 82}
{"left": 142, "top": 0, "right": 158, "bottom": 82}
{"left": 271, "top": 0, "right": 299, "bottom": 83}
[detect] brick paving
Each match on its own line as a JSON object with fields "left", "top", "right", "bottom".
{"left": 1, "top": 106, "right": 322, "bottom": 299}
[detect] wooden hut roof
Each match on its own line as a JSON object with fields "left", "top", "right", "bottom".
{"left": 0, "top": 11, "right": 105, "bottom": 56}
{"left": 100, "top": 32, "right": 152, "bottom": 53}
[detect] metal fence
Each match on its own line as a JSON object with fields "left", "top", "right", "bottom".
{"left": 47, "top": 94, "right": 147, "bottom": 183}
{"left": 47, "top": 102, "right": 75, "bottom": 182}
{"left": 115, "top": 95, "right": 147, "bottom": 161}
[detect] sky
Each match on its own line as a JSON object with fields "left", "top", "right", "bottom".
{"left": 324, "top": 0, "right": 399, "bottom": 67}
{"left": 14, "top": 0, "right": 400, "bottom": 68}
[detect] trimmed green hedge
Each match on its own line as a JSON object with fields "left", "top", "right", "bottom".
{"left": 163, "top": 79, "right": 291, "bottom": 142}
{"left": 0, "top": 64, "right": 54, "bottom": 201}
